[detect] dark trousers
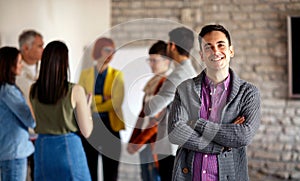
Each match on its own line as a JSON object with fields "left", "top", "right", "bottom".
{"left": 27, "top": 139, "right": 36, "bottom": 181}
{"left": 81, "top": 135, "right": 99, "bottom": 181}
{"left": 158, "top": 154, "right": 175, "bottom": 181}
{"left": 28, "top": 153, "right": 34, "bottom": 181}
{"left": 83, "top": 113, "right": 121, "bottom": 181}
{"left": 101, "top": 115, "right": 121, "bottom": 181}
{"left": 102, "top": 154, "right": 119, "bottom": 181}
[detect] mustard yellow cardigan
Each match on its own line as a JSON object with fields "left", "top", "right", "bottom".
{"left": 78, "top": 66, "right": 125, "bottom": 132}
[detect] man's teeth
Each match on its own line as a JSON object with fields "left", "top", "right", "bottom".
{"left": 211, "top": 57, "right": 223, "bottom": 61}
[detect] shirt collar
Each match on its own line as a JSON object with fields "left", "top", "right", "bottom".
{"left": 22, "top": 61, "right": 39, "bottom": 80}
{"left": 204, "top": 73, "right": 231, "bottom": 91}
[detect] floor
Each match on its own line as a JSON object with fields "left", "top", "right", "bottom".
{"left": 21, "top": 143, "right": 290, "bottom": 181}
{"left": 118, "top": 144, "right": 288, "bottom": 181}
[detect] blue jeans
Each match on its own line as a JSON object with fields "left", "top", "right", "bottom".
{"left": 0, "top": 158, "right": 27, "bottom": 181}
{"left": 139, "top": 145, "right": 160, "bottom": 181}
{"left": 34, "top": 133, "right": 91, "bottom": 181}
{"left": 141, "top": 162, "right": 160, "bottom": 181}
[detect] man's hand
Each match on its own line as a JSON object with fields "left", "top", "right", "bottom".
{"left": 222, "top": 116, "right": 245, "bottom": 152}
{"left": 127, "top": 144, "right": 135, "bottom": 154}
{"left": 103, "top": 95, "right": 111, "bottom": 102}
{"left": 233, "top": 116, "right": 245, "bottom": 124}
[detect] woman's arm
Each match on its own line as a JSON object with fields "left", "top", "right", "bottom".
{"left": 5, "top": 86, "right": 35, "bottom": 128}
{"left": 72, "top": 84, "right": 93, "bottom": 138}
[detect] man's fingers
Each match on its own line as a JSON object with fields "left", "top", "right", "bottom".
{"left": 234, "top": 116, "right": 245, "bottom": 124}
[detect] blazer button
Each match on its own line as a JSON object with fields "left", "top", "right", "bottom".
{"left": 182, "top": 167, "right": 189, "bottom": 174}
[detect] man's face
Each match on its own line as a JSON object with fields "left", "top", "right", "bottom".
{"left": 25, "top": 35, "right": 44, "bottom": 63}
{"left": 200, "top": 31, "right": 234, "bottom": 72}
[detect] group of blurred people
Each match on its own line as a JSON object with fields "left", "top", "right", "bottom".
{"left": 0, "top": 23, "right": 261, "bottom": 181}
{"left": 127, "top": 27, "right": 197, "bottom": 181}
{"left": 0, "top": 30, "right": 93, "bottom": 181}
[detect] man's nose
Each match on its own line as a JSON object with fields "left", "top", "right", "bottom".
{"left": 211, "top": 46, "right": 218, "bottom": 53}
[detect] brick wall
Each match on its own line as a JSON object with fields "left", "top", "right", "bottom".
{"left": 111, "top": 0, "right": 300, "bottom": 179}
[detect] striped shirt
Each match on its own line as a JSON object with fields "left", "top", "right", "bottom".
{"left": 193, "top": 74, "right": 230, "bottom": 181}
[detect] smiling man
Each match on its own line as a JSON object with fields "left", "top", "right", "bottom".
{"left": 168, "top": 24, "right": 261, "bottom": 181}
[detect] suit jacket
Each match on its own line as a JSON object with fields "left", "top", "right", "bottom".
{"left": 168, "top": 69, "right": 261, "bottom": 181}
{"left": 78, "top": 66, "right": 125, "bottom": 132}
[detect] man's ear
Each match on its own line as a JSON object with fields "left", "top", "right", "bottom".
{"left": 229, "top": 45, "right": 234, "bottom": 58}
{"left": 199, "top": 50, "right": 204, "bottom": 62}
{"left": 170, "top": 42, "right": 176, "bottom": 51}
{"left": 22, "top": 44, "right": 29, "bottom": 52}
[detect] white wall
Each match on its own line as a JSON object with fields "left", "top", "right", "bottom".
{"left": 0, "top": 0, "right": 155, "bottom": 143}
{"left": 0, "top": 0, "right": 152, "bottom": 143}
{"left": 0, "top": 0, "right": 110, "bottom": 82}
{"left": 110, "top": 47, "right": 153, "bottom": 142}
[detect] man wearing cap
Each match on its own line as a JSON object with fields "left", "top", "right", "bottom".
{"left": 143, "top": 27, "right": 197, "bottom": 181}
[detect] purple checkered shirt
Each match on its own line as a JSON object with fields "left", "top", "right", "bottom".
{"left": 192, "top": 73, "right": 231, "bottom": 181}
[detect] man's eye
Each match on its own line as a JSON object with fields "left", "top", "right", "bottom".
{"left": 218, "top": 44, "right": 226, "bottom": 48}
{"left": 204, "top": 46, "right": 211, "bottom": 50}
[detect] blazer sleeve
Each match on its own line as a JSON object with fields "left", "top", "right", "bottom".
{"left": 168, "top": 88, "right": 224, "bottom": 154}
{"left": 143, "top": 78, "right": 176, "bottom": 117}
{"left": 78, "top": 68, "right": 96, "bottom": 96}
{"left": 128, "top": 117, "right": 158, "bottom": 153}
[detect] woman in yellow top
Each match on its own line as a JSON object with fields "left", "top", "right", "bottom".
{"left": 78, "top": 37, "right": 125, "bottom": 181}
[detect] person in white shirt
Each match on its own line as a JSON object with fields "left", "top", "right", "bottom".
{"left": 16, "top": 29, "right": 44, "bottom": 181}
{"left": 16, "top": 30, "right": 44, "bottom": 103}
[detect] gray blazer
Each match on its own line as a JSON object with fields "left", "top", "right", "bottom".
{"left": 168, "top": 69, "right": 261, "bottom": 181}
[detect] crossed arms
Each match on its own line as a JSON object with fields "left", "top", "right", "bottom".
{"left": 168, "top": 85, "right": 261, "bottom": 154}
